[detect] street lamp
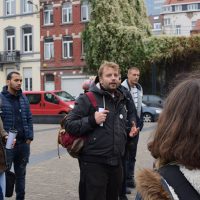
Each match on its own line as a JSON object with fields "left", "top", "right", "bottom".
{"left": 27, "top": 0, "right": 38, "bottom": 11}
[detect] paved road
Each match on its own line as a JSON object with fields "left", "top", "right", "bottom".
{"left": 6, "top": 123, "right": 156, "bottom": 200}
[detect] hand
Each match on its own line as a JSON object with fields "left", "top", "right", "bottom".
{"left": 129, "top": 121, "right": 139, "bottom": 137}
{"left": 26, "top": 139, "right": 32, "bottom": 144}
{"left": 95, "top": 110, "right": 109, "bottom": 125}
{"left": 4, "top": 135, "right": 16, "bottom": 148}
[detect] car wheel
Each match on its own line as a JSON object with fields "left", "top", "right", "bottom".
{"left": 143, "top": 113, "right": 153, "bottom": 122}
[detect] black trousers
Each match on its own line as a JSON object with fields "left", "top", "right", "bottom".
{"left": 79, "top": 161, "right": 123, "bottom": 200}
{"left": 126, "top": 133, "right": 139, "bottom": 180}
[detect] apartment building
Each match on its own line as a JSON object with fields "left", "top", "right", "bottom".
{"left": 191, "top": 18, "right": 200, "bottom": 34}
{"left": 40, "top": 0, "right": 89, "bottom": 96}
{"left": 0, "top": 0, "right": 41, "bottom": 91}
{"left": 162, "top": 0, "right": 200, "bottom": 36}
{"left": 145, "top": 0, "right": 166, "bottom": 15}
{"left": 148, "top": 15, "right": 163, "bottom": 35}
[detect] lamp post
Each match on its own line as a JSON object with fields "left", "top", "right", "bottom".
{"left": 27, "top": 0, "right": 38, "bottom": 12}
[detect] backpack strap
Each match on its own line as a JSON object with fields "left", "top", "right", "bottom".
{"left": 158, "top": 165, "right": 200, "bottom": 200}
{"left": 85, "top": 92, "right": 97, "bottom": 108}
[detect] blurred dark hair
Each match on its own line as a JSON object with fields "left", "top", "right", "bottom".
{"left": 7, "top": 71, "right": 20, "bottom": 80}
{"left": 149, "top": 76, "right": 200, "bottom": 169}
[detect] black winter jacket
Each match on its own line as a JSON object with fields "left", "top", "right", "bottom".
{"left": 65, "top": 84, "right": 132, "bottom": 165}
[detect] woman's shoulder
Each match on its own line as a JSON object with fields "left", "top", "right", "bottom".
{"left": 135, "top": 168, "right": 172, "bottom": 200}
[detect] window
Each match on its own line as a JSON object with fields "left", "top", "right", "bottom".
{"left": 182, "top": 4, "right": 187, "bottom": 11}
{"left": 45, "top": 74, "right": 55, "bottom": 91}
{"left": 54, "top": 91, "right": 75, "bottom": 101}
{"left": 23, "top": 27, "right": 32, "bottom": 53}
{"left": 164, "top": 6, "right": 171, "bottom": 12}
{"left": 192, "top": 21, "right": 196, "bottom": 27}
{"left": 44, "top": 5, "right": 53, "bottom": 25}
{"left": 26, "top": 94, "right": 41, "bottom": 104}
{"left": 188, "top": 3, "right": 198, "bottom": 11}
{"left": 23, "top": 68, "right": 32, "bottom": 91}
{"left": 164, "top": 18, "right": 170, "bottom": 26}
{"left": 62, "top": 2, "right": 72, "bottom": 23}
{"left": 5, "top": 0, "right": 15, "bottom": 15}
{"left": 81, "top": 1, "right": 89, "bottom": 21}
{"left": 153, "top": 23, "right": 161, "bottom": 30}
{"left": 175, "top": 5, "right": 182, "bottom": 12}
{"left": 44, "top": 38, "right": 54, "bottom": 60}
{"left": 23, "top": 0, "right": 33, "bottom": 13}
{"left": 44, "top": 93, "right": 59, "bottom": 104}
{"left": 176, "top": 25, "right": 181, "bottom": 35}
{"left": 62, "top": 36, "right": 73, "bottom": 58}
{"left": 6, "top": 29, "right": 15, "bottom": 51}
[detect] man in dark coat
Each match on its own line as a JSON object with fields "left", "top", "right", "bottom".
{"left": 0, "top": 71, "right": 33, "bottom": 200}
{"left": 65, "top": 61, "right": 138, "bottom": 200}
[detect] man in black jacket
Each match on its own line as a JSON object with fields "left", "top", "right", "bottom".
{"left": 65, "top": 61, "right": 138, "bottom": 200}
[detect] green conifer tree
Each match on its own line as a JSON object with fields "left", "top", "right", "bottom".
{"left": 82, "top": 0, "right": 151, "bottom": 74}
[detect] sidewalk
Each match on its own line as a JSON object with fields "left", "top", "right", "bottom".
{"left": 6, "top": 123, "right": 155, "bottom": 200}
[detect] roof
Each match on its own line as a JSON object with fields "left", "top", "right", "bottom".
{"left": 164, "top": 0, "right": 200, "bottom": 5}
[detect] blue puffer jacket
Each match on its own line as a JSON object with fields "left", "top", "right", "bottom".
{"left": 0, "top": 86, "right": 33, "bottom": 141}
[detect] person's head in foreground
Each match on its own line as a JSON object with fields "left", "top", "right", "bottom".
{"left": 135, "top": 76, "right": 200, "bottom": 200}
{"left": 148, "top": 77, "right": 200, "bottom": 169}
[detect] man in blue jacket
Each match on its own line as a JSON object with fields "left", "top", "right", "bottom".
{"left": 0, "top": 71, "right": 33, "bottom": 200}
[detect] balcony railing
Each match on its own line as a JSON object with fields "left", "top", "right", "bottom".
{"left": 0, "top": 51, "right": 20, "bottom": 64}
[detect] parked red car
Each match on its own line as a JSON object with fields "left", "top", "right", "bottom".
{"left": 23, "top": 90, "right": 75, "bottom": 115}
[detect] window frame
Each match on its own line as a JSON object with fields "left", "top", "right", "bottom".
{"left": 62, "top": 36, "right": 73, "bottom": 59}
{"left": 62, "top": 3, "right": 72, "bottom": 23}
{"left": 44, "top": 38, "right": 54, "bottom": 60}
{"left": 176, "top": 25, "right": 181, "bottom": 35}
{"left": 22, "top": 0, "right": 33, "bottom": 13}
{"left": 81, "top": 3, "right": 89, "bottom": 21}
{"left": 5, "top": 0, "right": 15, "bottom": 16}
{"left": 6, "top": 29, "right": 15, "bottom": 51}
{"left": 164, "top": 18, "right": 171, "bottom": 26}
{"left": 23, "top": 27, "right": 33, "bottom": 53}
{"left": 44, "top": 5, "right": 53, "bottom": 25}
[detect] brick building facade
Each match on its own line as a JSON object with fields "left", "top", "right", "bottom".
{"left": 40, "top": 0, "right": 89, "bottom": 95}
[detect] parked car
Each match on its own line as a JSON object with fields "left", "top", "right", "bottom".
{"left": 142, "top": 103, "right": 162, "bottom": 122}
{"left": 23, "top": 90, "right": 75, "bottom": 115}
{"left": 143, "top": 94, "right": 164, "bottom": 108}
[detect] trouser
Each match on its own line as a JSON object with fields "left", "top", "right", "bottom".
{"left": 6, "top": 143, "right": 30, "bottom": 200}
{"left": 119, "top": 154, "right": 127, "bottom": 197}
{"left": 126, "top": 133, "right": 139, "bottom": 181}
{"left": 79, "top": 161, "right": 123, "bottom": 200}
{"left": 0, "top": 173, "right": 5, "bottom": 199}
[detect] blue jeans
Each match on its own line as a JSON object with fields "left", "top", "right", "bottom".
{"left": 6, "top": 143, "right": 30, "bottom": 200}
{"left": 0, "top": 172, "right": 5, "bottom": 200}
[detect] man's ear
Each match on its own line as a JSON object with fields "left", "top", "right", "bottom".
{"left": 6, "top": 80, "right": 10, "bottom": 85}
{"left": 99, "top": 77, "right": 102, "bottom": 84}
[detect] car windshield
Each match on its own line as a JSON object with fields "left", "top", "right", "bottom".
{"left": 54, "top": 91, "right": 75, "bottom": 102}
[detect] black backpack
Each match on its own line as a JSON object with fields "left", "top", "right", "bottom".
{"left": 158, "top": 165, "right": 200, "bottom": 200}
